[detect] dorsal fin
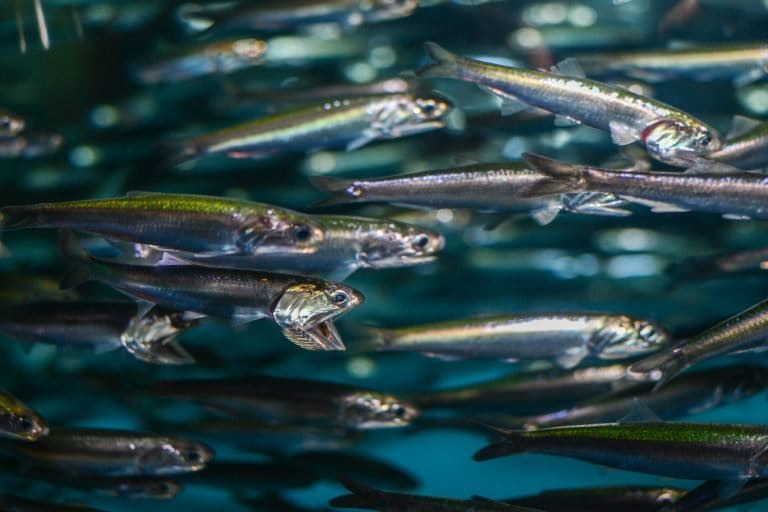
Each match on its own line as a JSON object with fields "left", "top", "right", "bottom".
{"left": 618, "top": 397, "right": 662, "bottom": 423}
{"left": 550, "top": 58, "right": 587, "bottom": 78}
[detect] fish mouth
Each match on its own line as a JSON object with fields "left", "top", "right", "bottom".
{"left": 281, "top": 320, "right": 346, "bottom": 351}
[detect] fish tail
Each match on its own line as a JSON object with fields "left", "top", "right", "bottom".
{"left": 418, "top": 42, "right": 462, "bottom": 79}
{"left": 58, "top": 229, "right": 93, "bottom": 290}
{"left": 329, "top": 476, "right": 381, "bottom": 509}
{"left": 308, "top": 176, "right": 360, "bottom": 208}
{"left": 0, "top": 206, "right": 43, "bottom": 231}
{"left": 161, "top": 137, "right": 202, "bottom": 170}
{"left": 354, "top": 325, "right": 394, "bottom": 352}
{"left": 521, "top": 152, "right": 590, "bottom": 196}
{"left": 625, "top": 347, "right": 688, "bottom": 388}
{"left": 473, "top": 436, "right": 526, "bottom": 461}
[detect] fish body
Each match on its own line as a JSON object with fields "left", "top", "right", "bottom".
{"left": 174, "top": 94, "right": 451, "bottom": 161}
{"left": 1, "top": 192, "right": 324, "bottom": 257}
{"left": 366, "top": 313, "right": 668, "bottom": 368}
{"left": 4, "top": 428, "right": 212, "bottom": 476}
{"left": 628, "top": 298, "right": 768, "bottom": 384}
{"left": 666, "top": 477, "right": 768, "bottom": 512}
{"left": 524, "top": 153, "right": 768, "bottom": 220}
{"left": 420, "top": 42, "right": 720, "bottom": 166}
{"left": 474, "top": 422, "right": 768, "bottom": 481}
{"left": 574, "top": 43, "right": 768, "bottom": 84}
{"left": 136, "top": 39, "right": 267, "bottom": 84}
{"left": 152, "top": 376, "right": 419, "bottom": 429}
{"left": 507, "top": 485, "right": 685, "bottom": 512}
{"left": 709, "top": 118, "right": 768, "bottom": 170}
{"left": 667, "top": 246, "right": 768, "bottom": 283}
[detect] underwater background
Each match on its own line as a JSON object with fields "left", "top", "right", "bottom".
{"left": 1, "top": 0, "right": 768, "bottom": 510}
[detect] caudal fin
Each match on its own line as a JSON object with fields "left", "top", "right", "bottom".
{"left": 418, "top": 42, "right": 461, "bottom": 79}
{"left": 351, "top": 325, "right": 394, "bottom": 352}
{"left": 473, "top": 427, "right": 527, "bottom": 461}
{"left": 308, "top": 176, "right": 360, "bottom": 208}
{"left": 521, "top": 152, "right": 589, "bottom": 197}
{"left": 0, "top": 206, "right": 42, "bottom": 231}
{"left": 329, "top": 476, "right": 382, "bottom": 509}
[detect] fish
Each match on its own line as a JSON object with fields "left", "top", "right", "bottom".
{"left": 0, "top": 494, "right": 106, "bottom": 512}
{"left": 506, "top": 485, "right": 685, "bottom": 512}
{"left": 0, "top": 388, "right": 47, "bottom": 441}
{"left": 59, "top": 232, "right": 364, "bottom": 351}
{"left": 708, "top": 116, "right": 768, "bottom": 170}
{"left": 169, "top": 93, "right": 451, "bottom": 163}
{"left": 2, "top": 428, "right": 213, "bottom": 476}
{"left": 135, "top": 39, "right": 268, "bottom": 84}
{"left": 520, "top": 365, "right": 768, "bottom": 429}
{"left": 664, "top": 477, "right": 768, "bottom": 511}
{"left": 627, "top": 297, "right": 768, "bottom": 385}
{"left": 1, "top": 192, "right": 326, "bottom": 258}
{"left": 522, "top": 152, "right": 768, "bottom": 220}
{"left": 152, "top": 375, "right": 419, "bottom": 429}
{"left": 154, "top": 214, "right": 444, "bottom": 279}
{"left": 177, "top": 0, "right": 417, "bottom": 33}
{"left": 0, "top": 301, "right": 197, "bottom": 364}
{"left": 666, "top": 246, "right": 768, "bottom": 283}
{"left": 474, "top": 422, "right": 768, "bottom": 481}
{"left": 0, "top": 109, "right": 24, "bottom": 137}
{"left": 419, "top": 42, "right": 721, "bottom": 166}
{"left": 330, "top": 476, "right": 543, "bottom": 511}
{"left": 310, "top": 162, "right": 630, "bottom": 225}
{"left": 0, "top": 132, "right": 62, "bottom": 158}
{"left": 573, "top": 43, "right": 768, "bottom": 85}
{"left": 410, "top": 364, "right": 631, "bottom": 415}
{"left": 283, "top": 451, "right": 418, "bottom": 489}
{"left": 362, "top": 313, "right": 669, "bottom": 368}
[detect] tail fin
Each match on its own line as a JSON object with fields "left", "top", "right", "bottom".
{"left": 418, "top": 42, "right": 461, "bottom": 79}
{"left": 58, "top": 230, "right": 92, "bottom": 290}
{"left": 473, "top": 427, "right": 526, "bottom": 461}
{"left": 308, "top": 176, "right": 360, "bottom": 208}
{"left": 330, "top": 476, "right": 382, "bottom": 509}
{"left": 625, "top": 347, "right": 688, "bottom": 389}
{"left": 159, "top": 137, "right": 202, "bottom": 171}
{"left": 351, "top": 325, "right": 394, "bottom": 352}
{"left": 1, "top": 206, "right": 41, "bottom": 231}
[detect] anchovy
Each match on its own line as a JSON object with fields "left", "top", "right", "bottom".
{"left": 474, "top": 422, "right": 768, "bottom": 481}
{"left": 2, "top": 428, "right": 213, "bottom": 476}
{"left": 523, "top": 153, "right": 768, "bottom": 220}
{"left": 1, "top": 192, "right": 325, "bottom": 257}
{"left": 331, "top": 477, "right": 544, "bottom": 511}
{"left": 0, "top": 301, "right": 196, "bottom": 364}
{"left": 419, "top": 42, "right": 721, "bottom": 166}
{"left": 628, "top": 298, "right": 768, "bottom": 385}
{"left": 507, "top": 485, "right": 685, "bottom": 512}
{"left": 410, "top": 364, "right": 631, "bottom": 415}
{"left": 0, "top": 109, "right": 24, "bottom": 137}
{"left": 574, "top": 43, "right": 768, "bottom": 85}
{"left": 0, "top": 388, "right": 47, "bottom": 441}
{"left": 135, "top": 39, "right": 267, "bottom": 84}
{"left": 364, "top": 313, "right": 668, "bottom": 368}
{"left": 152, "top": 375, "right": 419, "bottom": 429}
{"left": 521, "top": 365, "right": 768, "bottom": 429}
{"left": 666, "top": 477, "right": 768, "bottom": 512}
{"left": 172, "top": 94, "right": 451, "bottom": 162}
{"left": 178, "top": 0, "right": 417, "bottom": 33}
{"left": 310, "top": 162, "right": 630, "bottom": 224}
{"left": 60, "top": 233, "right": 363, "bottom": 351}
{"left": 709, "top": 117, "right": 768, "bottom": 170}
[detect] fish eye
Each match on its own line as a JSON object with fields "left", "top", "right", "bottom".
{"left": 293, "top": 224, "right": 313, "bottom": 242}
{"left": 18, "top": 418, "right": 34, "bottom": 432}
{"left": 185, "top": 449, "right": 202, "bottom": 463}
{"left": 697, "top": 132, "right": 713, "bottom": 147}
{"left": 413, "top": 234, "right": 430, "bottom": 249}
{"left": 419, "top": 101, "right": 437, "bottom": 116}
{"left": 331, "top": 290, "right": 349, "bottom": 305}
{"left": 392, "top": 405, "right": 406, "bottom": 417}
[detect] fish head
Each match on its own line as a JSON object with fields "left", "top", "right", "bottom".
{"left": 361, "top": 223, "right": 444, "bottom": 268}
{"left": 366, "top": 0, "right": 418, "bottom": 22}
{"left": 338, "top": 391, "right": 420, "bottom": 429}
{"left": 591, "top": 316, "right": 670, "bottom": 359}
{"left": 239, "top": 211, "right": 325, "bottom": 255}
{"left": 110, "top": 478, "right": 182, "bottom": 499}
{"left": 0, "top": 110, "right": 24, "bottom": 137}
{"left": 641, "top": 119, "right": 722, "bottom": 166}
{"left": 273, "top": 282, "right": 364, "bottom": 350}
{"left": 121, "top": 310, "right": 199, "bottom": 365}
{"left": 0, "top": 394, "right": 48, "bottom": 441}
{"left": 373, "top": 94, "right": 452, "bottom": 140}
{"left": 217, "top": 38, "right": 268, "bottom": 70}
{"left": 138, "top": 440, "right": 213, "bottom": 475}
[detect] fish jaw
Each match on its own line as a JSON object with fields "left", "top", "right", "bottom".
{"left": 282, "top": 320, "right": 346, "bottom": 351}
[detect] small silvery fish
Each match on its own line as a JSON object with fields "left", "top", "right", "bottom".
{"left": 170, "top": 94, "right": 451, "bottom": 163}
{"left": 60, "top": 233, "right": 363, "bottom": 351}
{"left": 331, "top": 477, "right": 543, "bottom": 511}
{"left": 0, "top": 388, "right": 47, "bottom": 441}
{"left": 152, "top": 375, "right": 419, "bottom": 429}
{"left": 363, "top": 313, "right": 668, "bottom": 368}
{"left": 160, "top": 214, "right": 444, "bottom": 279}
{"left": 523, "top": 152, "right": 768, "bottom": 220}
{"left": 419, "top": 42, "right": 721, "bottom": 166}
{"left": 506, "top": 485, "right": 685, "bottom": 512}
{"left": 1, "top": 192, "right": 325, "bottom": 258}
{"left": 666, "top": 477, "right": 768, "bottom": 512}
{"left": 3, "top": 428, "right": 213, "bottom": 476}
{"left": 627, "top": 297, "right": 768, "bottom": 385}
{"left": 573, "top": 43, "right": 768, "bottom": 85}
{"left": 411, "top": 364, "right": 631, "bottom": 415}
{"left": 135, "top": 39, "right": 267, "bottom": 84}
{"left": 0, "top": 132, "right": 62, "bottom": 158}
{"left": 667, "top": 246, "right": 768, "bottom": 284}
{"left": 521, "top": 365, "right": 768, "bottom": 429}
{"left": 178, "top": 0, "right": 417, "bottom": 33}
{"left": 474, "top": 422, "right": 768, "bottom": 481}
{"left": 0, "top": 494, "right": 105, "bottom": 512}
{"left": 0, "top": 109, "right": 24, "bottom": 137}
{"left": 0, "top": 301, "right": 197, "bottom": 365}
{"left": 709, "top": 116, "right": 768, "bottom": 170}
{"left": 310, "top": 162, "right": 630, "bottom": 225}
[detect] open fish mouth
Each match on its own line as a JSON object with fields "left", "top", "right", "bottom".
{"left": 281, "top": 320, "right": 345, "bottom": 351}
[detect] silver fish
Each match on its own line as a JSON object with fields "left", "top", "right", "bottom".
{"left": 419, "top": 42, "right": 721, "bottom": 166}
{"left": 709, "top": 116, "right": 768, "bottom": 170}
